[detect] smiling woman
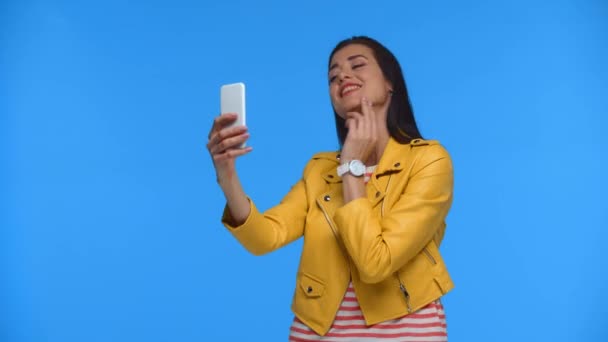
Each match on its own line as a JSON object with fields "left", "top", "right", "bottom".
{"left": 207, "top": 36, "right": 454, "bottom": 341}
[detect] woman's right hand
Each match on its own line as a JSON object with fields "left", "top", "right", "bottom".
{"left": 206, "top": 113, "right": 252, "bottom": 185}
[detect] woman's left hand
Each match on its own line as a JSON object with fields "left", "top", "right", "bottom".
{"left": 340, "top": 97, "right": 379, "bottom": 163}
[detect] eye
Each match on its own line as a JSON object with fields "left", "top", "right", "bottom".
{"left": 352, "top": 63, "right": 366, "bottom": 69}
{"left": 329, "top": 75, "right": 338, "bottom": 83}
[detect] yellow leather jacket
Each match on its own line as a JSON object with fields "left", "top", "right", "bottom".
{"left": 222, "top": 137, "right": 454, "bottom": 336}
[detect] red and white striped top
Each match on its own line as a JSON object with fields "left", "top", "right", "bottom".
{"left": 288, "top": 166, "right": 448, "bottom": 341}
{"left": 289, "top": 282, "right": 447, "bottom": 341}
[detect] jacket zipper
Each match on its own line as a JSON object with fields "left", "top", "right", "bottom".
{"left": 422, "top": 248, "right": 437, "bottom": 265}
{"left": 398, "top": 278, "right": 413, "bottom": 313}
{"left": 380, "top": 174, "right": 393, "bottom": 217}
{"left": 316, "top": 198, "right": 351, "bottom": 275}
{"left": 381, "top": 174, "right": 412, "bottom": 313}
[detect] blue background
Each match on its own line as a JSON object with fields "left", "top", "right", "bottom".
{"left": 2, "top": 0, "right": 607, "bottom": 341}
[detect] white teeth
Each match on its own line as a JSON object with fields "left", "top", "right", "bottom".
{"left": 341, "top": 85, "right": 360, "bottom": 96}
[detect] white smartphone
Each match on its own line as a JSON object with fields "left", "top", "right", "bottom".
{"left": 220, "top": 82, "right": 246, "bottom": 148}
{"left": 221, "top": 82, "right": 246, "bottom": 125}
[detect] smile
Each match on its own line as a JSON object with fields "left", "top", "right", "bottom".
{"left": 341, "top": 84, "right": 361, "bottom": 97}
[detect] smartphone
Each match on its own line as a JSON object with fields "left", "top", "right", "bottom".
{"left": 221, "top": 82, "right": 246, "bottom": 124}
{"left": 220, "top": 82, "right": 246, "bottom": 148}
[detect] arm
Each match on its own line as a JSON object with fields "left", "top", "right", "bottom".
{"left": 207, "top": 113, "right": 308, "bottom": 255}
{"left": 221, "top": 162, "right": 311, "bottom": 256}
{"left": 207, "top": 113, "right": 252, "bottom": 225}
{"left": 334, "top": 146, "right": 454, "bottom": 283}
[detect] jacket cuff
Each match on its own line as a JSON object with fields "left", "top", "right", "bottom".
{"left": 221, "top": 198, "right": 259, "bottom": 231}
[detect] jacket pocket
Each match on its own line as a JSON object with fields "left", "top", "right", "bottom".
{"left": 422, "top": 239, "right": 444, "bottom": 267}
{"left": 433, "top": 277, "right": 450, "bottom": 295}
{"left": 422, "top": 248, "right": 437, "bottom": 265}
{"left": 298, "top": 272, "right": 325, "bottom": 298}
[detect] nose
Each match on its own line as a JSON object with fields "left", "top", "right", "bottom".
{"left": 337, "top": 70, "right": 351, "bottom": 84}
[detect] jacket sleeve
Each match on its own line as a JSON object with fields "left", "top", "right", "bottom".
{"left": 221, "top": 161, "right": 312, "bottom": 256}
{"left": 333, "top": 145, "right": 454, "bottom": 283}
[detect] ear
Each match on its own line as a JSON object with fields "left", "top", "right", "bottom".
{"left": 385, "top": 80, "right": 394, "bottom": 95}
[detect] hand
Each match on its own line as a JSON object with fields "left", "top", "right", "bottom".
{"left": 206, "top": 113, "right": 252, "bottom": 183}
{"left": 340, "top": 97, "right": 379, "bottom": 164}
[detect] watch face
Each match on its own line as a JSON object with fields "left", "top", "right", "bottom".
{"left": 350, "top": 160, "right": 366, "bottom": 177}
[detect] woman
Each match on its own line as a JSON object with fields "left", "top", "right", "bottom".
{"left": 207, "top": 36, "right": 454, "bottom": 341}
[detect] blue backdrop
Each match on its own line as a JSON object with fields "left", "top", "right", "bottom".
{"left": 2, "top": 0, "right": 607, "bottom": 341}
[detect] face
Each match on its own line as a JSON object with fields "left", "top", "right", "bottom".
{"left": 328, "top": 44, "right": 393, "bottom": 118}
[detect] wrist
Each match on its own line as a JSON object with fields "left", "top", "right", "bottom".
{"left": 337, "top": 159, "right": 366, "bottom": 177}
{"left": 339, "top": 154, "right": 358, "bottom": 162}
{"left": 341, "top": 172, "right": 366, "bottom": 203}
{"left": 217, "top": 168, "right": 237, "bottom": 187}
{"left": 342, "top": 172, "right": 364, "bottom": 182}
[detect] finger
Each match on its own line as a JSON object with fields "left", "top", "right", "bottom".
{"left": 370, "top": 101, "right": 377, "bottom": 140}
{"left": 208, "top": 113, "right": 239, "bottom": 138}
{"left": 215, "top": 112, "right": 239, "bottom": 127}
{"left": 347, "top": 118, "right": 357, "bottom": 134}
{"left": 356, "top": 98, "right": 369, "bottom": 139}
{"left": 213, "top": 146, "right": 253, "bottom": 163}
{"left": 210, "top": 132, "right": 250, "bottom": 154}
{"left": 346, "top": 112, "right": 363, "bottom": 133}
{"left": 345, "top": 111, "right": 363, "bottom": 120}
{"left": 366, "top": 98, "right": 376, "bottom": 139}
{"left": 207, "top": 125, "right": 248, "bottom": 149}
{"left": 208, "top": 124, "right": 248, "bottom": 149}
{"left": 345, "top": 118, "right": 352, "bottom": 131}
{"left": 346, "top": 111, "right": 364, "bottom": 123}
{"left": 361, "top": 97, "right": 373, "bottom": 137}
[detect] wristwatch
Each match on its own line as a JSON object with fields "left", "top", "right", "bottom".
{"left": 337, "top": 160, "right": 366, "bottom": 177}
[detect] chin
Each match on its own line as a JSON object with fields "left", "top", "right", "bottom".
{"left": 340, "top": 95, "right": 363, "bottom": 112}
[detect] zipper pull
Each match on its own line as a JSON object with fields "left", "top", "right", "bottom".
{"left": 399, "top": 283, "right": 413, "bottom": 313}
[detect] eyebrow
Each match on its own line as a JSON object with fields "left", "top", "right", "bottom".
{"left": 329, "top": 54, "right": 369, "bottom": 73}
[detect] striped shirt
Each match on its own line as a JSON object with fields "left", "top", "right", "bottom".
{"left": 288, "top": 166, "right": 448, "bottom": 341}
{"left": 289, "top": 282, "right": 447, "bottom": 341}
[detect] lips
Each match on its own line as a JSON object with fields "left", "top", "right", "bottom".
{"left": 340, "top": 83, "right": 361, "bottom": 97}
